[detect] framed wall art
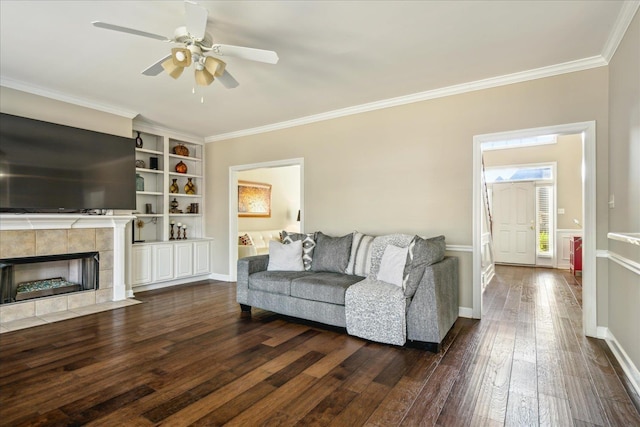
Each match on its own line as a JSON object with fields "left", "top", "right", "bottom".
{"left": 238, "top": 181, "right": 272, "bottom": 217}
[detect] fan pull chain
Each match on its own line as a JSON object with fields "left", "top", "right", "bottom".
{"left": 190, "top": 86, "right": 205, "bottom": 104}
{"left": 191, "top": 86, "right": 204, "bottom": 104}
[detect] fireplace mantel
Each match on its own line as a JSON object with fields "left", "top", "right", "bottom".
{"left": 0, "top": 214, "right": 134, "bottom": 231}
{"left": 0, "top": 214, "right": 135, "bottom": 311}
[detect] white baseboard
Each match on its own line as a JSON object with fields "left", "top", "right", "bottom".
{"left": 602, "top": 327, "right": 640, "bottom": 397}
{"left": 482, "top": 267, "right": 495, "bottom": 291}
{"left": 132, "top": 274, "right": 212, "bottom": 292}
{"left": 596, "top": 326, "right": 608, "bottom": 339}
{"left": 210, "top": 273, "right": 232, "bottom": 282}
{"left": 459, "top": 307, "right": 473, "bottom": 318}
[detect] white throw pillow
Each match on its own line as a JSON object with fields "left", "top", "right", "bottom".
{"left": 376, "top": 244, "right": 409, "bottom": 287}
{"left": 267, "top": 239, "right": 305, "bottom": 271}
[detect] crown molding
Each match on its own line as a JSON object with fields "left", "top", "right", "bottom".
{"left": 205, "top": 55, "right": 607, "bottom": 143}
{"left": 133, "top": 118, "right": 205, "bottom": 144}
{"left": 602, "top": 0, "right": 640, "bottom": 62}
{"left": 0, "top": 77, "right": 138, "bottom": 119}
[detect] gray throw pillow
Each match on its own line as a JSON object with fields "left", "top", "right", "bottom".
{"left": 402, "top": 235, "right": 446, "bottom": 297}
{"left": 311, "top": 232, "right": 353, "bottom": 273}
{"left": 282, "top": 230, "right": 316, "bottom": 270}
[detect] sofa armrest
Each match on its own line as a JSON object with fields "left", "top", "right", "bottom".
{"left": 236, "top": 255, "right": 269, "bottom": 304}
{"left": 406, "top": 256, "right": 459, "bottom": 344}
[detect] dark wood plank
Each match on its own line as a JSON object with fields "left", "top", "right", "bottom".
{"left": 0, "top": 268, "right": 638, "bottom": 427}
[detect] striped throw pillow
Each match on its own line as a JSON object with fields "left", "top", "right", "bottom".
{"left": 346, "top": 231, "right": 375, "bottom": 277}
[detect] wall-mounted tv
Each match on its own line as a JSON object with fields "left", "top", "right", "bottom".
{"left": 0, "top": 113, "right": 136, "bottom": 213}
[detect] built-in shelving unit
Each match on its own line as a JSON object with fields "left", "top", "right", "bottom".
{"left": 133, "top": 127, "right": 205, "bottom": 243}
{"left": 129, "top": 124, "right": 212, "bottom": 291}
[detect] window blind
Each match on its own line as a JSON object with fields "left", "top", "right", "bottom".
{"left": 536, "top": 186, "right": 552, "bottom": 256}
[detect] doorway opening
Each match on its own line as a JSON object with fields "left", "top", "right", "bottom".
{"left": 473, "top": 121, "right": 597, "bottom": 337}
{"left": 486, "top": 162, "right": 557, "bottom": 267}
{"left": 228, "top": 158, "right": 304, "bottom": 281}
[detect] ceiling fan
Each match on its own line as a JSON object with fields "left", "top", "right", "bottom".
{"left": 92, "top": 0, "right": 279, "bottom": 89}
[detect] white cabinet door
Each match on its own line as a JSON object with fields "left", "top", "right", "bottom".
{"left": 193, "top": 240, "right": 211, "bottom": 275}
{"left": 153, "top": 244, "right": 174, "bottom": 282}
{"left": 175, "top": 242, "right": 194, "bottom": 278}
{"left": 131, "top": 245, "right": 152, "bottom": 285}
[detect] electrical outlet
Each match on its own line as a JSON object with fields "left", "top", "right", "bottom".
{"left": 609, "top": 194, "right": 615, "bottom": 208}
{"left": 557, "top": 208, "right": 565, "bottom": 214}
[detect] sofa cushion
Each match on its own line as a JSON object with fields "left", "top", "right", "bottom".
{"left": 369, "top": 234, "right": 414, "bottom": 278}
{"left": 403, "top": 235, "right": 446, "bottom": 297}
{"left": 282, "top": 231, "right": 316, "bottom": 271}
{"left": 377, "top": 244, "right": 409, "bottom": 287}
{"left": 311, "top": 232, "right": 353, "bottom": 273}
{"left": 268, "top": 240, "right": 305, "bottom": 271}
{"left": 249, "top": 271, "right": 312, "bottom": 295}
{"left": 346, "top": 231, "right": 375, "bottom": 277}
{"left": 291, "top": 273, "right": 364, "bottom": 305}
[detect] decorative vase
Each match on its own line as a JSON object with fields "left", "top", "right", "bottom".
{"left": 184, "top": 178, "right": 196, "bottom": 195}
{"left": 135, "top": 131, "right": 143, "bottom": 148}
{"left": 173, "top": 144, "right": 190, "bottom": 157}
{"left": 175, "top": 161, "right": 187, "bottom": 174}
{"left": 136, "top": 174, "right": 144, "bottom": 191}
{"left": 169, "top": 178, "right": 179, "bottom": 193}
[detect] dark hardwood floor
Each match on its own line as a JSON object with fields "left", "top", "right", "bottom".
{"left": 1, "top": 266, "right": 639, "bottom": 426}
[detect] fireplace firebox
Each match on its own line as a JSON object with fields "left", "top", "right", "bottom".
{"left": 0, "top": 252, "right": 99, "bottom": 304}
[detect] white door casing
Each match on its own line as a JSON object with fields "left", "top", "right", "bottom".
{"left": 493, "top": 181, "right": 536, "bottom": 265}
{"left": 473, "top": 121, "right": 596, "bottom": 338}
{"left": 228, "top": 158, "right": 305, "bottom": 282}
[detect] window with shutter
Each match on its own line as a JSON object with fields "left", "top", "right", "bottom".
{"left": 536, "top": 185, "right": 553, "bottom": 256}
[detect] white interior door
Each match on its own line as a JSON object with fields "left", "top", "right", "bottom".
{"left": 493, "top": 181, "right": 536, "bottom": 265}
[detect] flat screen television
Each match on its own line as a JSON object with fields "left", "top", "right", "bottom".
{"left": 0, "top": 113, "right": 136, "bottom": 213}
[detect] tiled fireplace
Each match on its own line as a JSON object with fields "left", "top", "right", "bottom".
{"left": 0, "top": 215, "right": 134, "bottom": 324}
{"left": 1, "top": 251, "right": 100, "bottom": 303}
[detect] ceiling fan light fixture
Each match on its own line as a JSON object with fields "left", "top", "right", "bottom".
{"left": 161, "top": 58, "right": 184, "bottom": 79}
{"left": 171, "top": 47, "right": 192, "bottom": 67}
{"left": 194, "top": 68, "right": 214, "bottom": 86}
{"left": 204, "top": 56, "right": 226, "bottom": 77}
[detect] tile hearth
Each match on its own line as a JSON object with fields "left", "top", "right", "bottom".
{"left": 0, "top": 298, "right": 141, "bottom": 333}
{"left": 0, "top": 214, "right": 136, "bottom": 327}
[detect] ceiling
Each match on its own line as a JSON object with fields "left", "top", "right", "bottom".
{"left": 0, "top": 1, "right": 635, "bottom": 140}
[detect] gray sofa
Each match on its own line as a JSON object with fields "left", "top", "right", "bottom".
{"left": 236, "top": 232, "right": 459, "bottom": 351}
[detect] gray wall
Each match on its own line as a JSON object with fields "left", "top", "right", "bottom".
{"left": 0, "top": 87, "right": 132, "bottom": 138}
{"left": 607, "top": 10, "right": 640, "bottom": 371}
{"left": 205, "top": 67, "right": 610, "bottom": 312}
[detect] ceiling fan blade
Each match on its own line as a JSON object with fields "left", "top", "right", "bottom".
{"left": 211, "top": 44, "right": 279, "bottom": 64}
{"left": 217, "top": 69, "right": 239, "bottom": 89}
{"left": 142, "top": 54, "right": 172, "bottom": 76}
{"left": 92, "top": 21, "right": 170, "bottom": 41}
{"left": 184, "top": 1, "right": 208, "bottom": 41}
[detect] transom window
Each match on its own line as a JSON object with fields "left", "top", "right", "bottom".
{"left": 482, "top": 135, "right": 557, "bottom": 151}
{"left": 484, "top": 165, "right": 553, "bottom": 184}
